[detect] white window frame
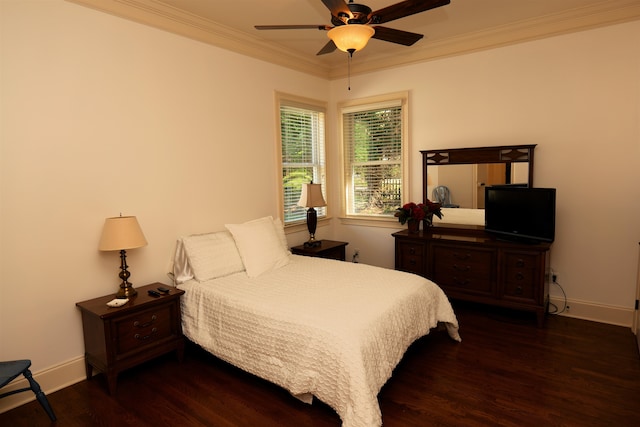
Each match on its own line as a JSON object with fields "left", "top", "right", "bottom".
{"left": 339, "top": 91, "right": 410, "bottom": 227}
{"left": 275, "top": 92, "right": 327, "bottom": 227}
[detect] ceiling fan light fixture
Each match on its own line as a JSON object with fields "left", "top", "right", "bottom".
{"left": 327, "top": 24, "right": 375, "bottom": 53}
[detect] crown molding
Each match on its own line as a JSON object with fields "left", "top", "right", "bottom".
{"left": 66, "top": 0, "right": 332, "bottom": 78}
{"left": 67, "top": 0, "right": 640, "bottom": 80}
{"left": 341, "top": 0, "right": 640, "bottom": 79}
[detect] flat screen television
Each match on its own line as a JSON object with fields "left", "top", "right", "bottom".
{"left": 484, "top": 186, "right": 556, "bottom": 243}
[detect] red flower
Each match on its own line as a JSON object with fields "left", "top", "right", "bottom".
{"left": 395, "top": 200, "right": 444, "bottom": 225}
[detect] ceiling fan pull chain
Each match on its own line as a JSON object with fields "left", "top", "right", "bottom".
{"left": 347, "top": 52, "right": 351, "bottom": 90}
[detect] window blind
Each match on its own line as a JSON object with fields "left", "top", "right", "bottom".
{"left": 280, "top": 104, "right": 326, "bottom": 223}
{"left": 343, "top": 103, "right": 403, "bottom": 216}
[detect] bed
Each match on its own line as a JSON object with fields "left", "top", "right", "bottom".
{"left": 171, "top": 216, "right": 461, "bottom": 427}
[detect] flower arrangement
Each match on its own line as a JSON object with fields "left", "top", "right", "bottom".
{"left": 395, "top": 200, "right": 443, "bottom": 226}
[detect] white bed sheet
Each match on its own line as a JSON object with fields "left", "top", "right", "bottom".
{"left": 178, "top": 254, "right": 460, "bottom": 427}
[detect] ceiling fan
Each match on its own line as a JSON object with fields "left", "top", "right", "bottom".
{"left": 255, "top": 0, "right": 451, "bottom": 56}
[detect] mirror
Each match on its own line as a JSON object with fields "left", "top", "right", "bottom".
{"left": 422, "top": 145, "right": 536, "bottom": 226}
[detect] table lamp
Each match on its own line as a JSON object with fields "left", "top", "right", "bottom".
{"left": 98, "top": 215, "right": 148, "bottom": 298}
{"left": 298, "top": 182, "right": 326, "bottom": 248}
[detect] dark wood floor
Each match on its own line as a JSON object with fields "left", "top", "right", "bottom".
{"left": 2, "top": 302, "right": 639, "bottom": 426}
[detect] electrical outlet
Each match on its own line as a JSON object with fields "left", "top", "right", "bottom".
{"left": 552, "top": 273, "right": 558, "bottom": 283}
{"left": 352, "top": 249, "right": 360, "bottom": 263}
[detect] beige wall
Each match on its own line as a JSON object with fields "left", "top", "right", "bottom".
{"left": 0, "top": 0, "right": 324, "bottom": 374}
{"left": 1, "top": 0, "right": 639, "bottom": 405}
{"left": 332, "top": 20, "right": 640, "bottom": 318}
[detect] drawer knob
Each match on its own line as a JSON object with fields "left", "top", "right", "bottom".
{"left": 515, "top": 259, "right": 525, "bottom": 267}
{"left": 409, "top": 258, "right": 416, "bottom": 266}
{"left": 133, "top": 314, "right": 157, "bottom": 328}
{"left": 453, "top": 277, "right": 470, "bottom": 286}
{"left": 134, "top": 327, "right": 158, "bottom": 341}
{"left": 409, "top": 247, "right": 416, "bottom": 255}
{"left": 453, "top": 252, "right": 471, "bottom": 260}
{"left": 453, "top": 264, "right": 470, "bottom": 272}
{"left": 516, "top": 272, "right": 524, "bottom": 280}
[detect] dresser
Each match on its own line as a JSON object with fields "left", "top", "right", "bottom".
{"left": 76, "top": 282, "right": 185, "bottom": 394}
{"left": 394, "top": 229, "right": 551, "bottom": 326}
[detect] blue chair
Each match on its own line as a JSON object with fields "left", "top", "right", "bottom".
{"left": 432, "top": 185, "right": 460, "bottom": 208}
{"left": 0, "top": 360, "right": 56, "bottom": 421}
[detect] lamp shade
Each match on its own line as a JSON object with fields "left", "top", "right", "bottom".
{"left": 327, "top": 24, "right": 375, "bottom": 53}
{"left": 298, "top": 183, "right": 327, "bottom": 208}
{"left": 98, "top": 216, "right": 148, "bottom": 251}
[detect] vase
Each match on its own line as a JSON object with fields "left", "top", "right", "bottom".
{"left": 407, "top": 219, "right": 420, "bottom": 234}
{"left": 424, "top": 213, "right": 434, "bottom": 228}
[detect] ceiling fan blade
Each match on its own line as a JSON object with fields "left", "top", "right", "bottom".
{"left": 317, "top": 40, "right": 338, "bottom": 55}
{"left": 255, "top": 25, "right": 331, "bottom": 30}
{"left": 372, "top": 26, "right": 424, "bottom": 46}
{"left": 371, "top": 0, "right": 450, "bottom": 25}
{"left": 321, "top": 0, "right": 351, "bottom": 18}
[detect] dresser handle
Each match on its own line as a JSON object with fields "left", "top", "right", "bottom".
{"left": 516, "top": 272, "right": 524, "bottom": 280}
{"left": 409, "top": 259, "right": 416, "bottom": 266}
{"left": 453, "top": 252, "right": 471, "bottom": 260}
{"left": 133, "top": 314, "right": 157, "bottom": 328}
{"left": 134, "top": 327, "right": 158, "bottom": 341}
{"left": 515, "top": 259, "right": 525, "bottom": 267}
{"left": 453, "top": 264, "right": 470, "bottom": 272}
{"left": 453, "top": 277, "right": 469, "bottom": 286}
{"left": 409, "top": 247, "right": 416, "bottom": 255}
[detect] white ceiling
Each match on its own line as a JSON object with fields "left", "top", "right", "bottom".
{"left": 70, "top": 0, "right": 640, "bottom": 78}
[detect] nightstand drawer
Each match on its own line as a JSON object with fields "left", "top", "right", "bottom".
{"left": 115, "top": 305, "right": 172, "bottom": 356}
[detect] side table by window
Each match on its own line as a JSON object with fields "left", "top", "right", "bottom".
{"left": 291, "top": 240, "right": 348, "bottom": 261}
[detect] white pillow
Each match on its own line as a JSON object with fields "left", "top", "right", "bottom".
{"left": 181, "top": 231, "right": 245, "bottom": 281}
{"left": 272, "top": 217, "right": 291, "bottom": 254}
{"left": 225, "top": 216, "right": 290, "bottom": 278}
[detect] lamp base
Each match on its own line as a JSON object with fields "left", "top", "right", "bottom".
{"left": 115, "top": 282, "right": 137, "bottom": 299}
{"left": 305, "top": 207, "right": 322, "bottom": 248}
{"left": 114, "top": 249, "right": 138, "bottom": 299}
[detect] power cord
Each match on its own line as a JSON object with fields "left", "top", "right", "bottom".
{"left": 548, "top": 271, "right": 568, "bottom": 315}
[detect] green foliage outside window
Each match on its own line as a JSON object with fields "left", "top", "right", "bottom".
{"left": 346, "top": 106, "right": 402, "bottom": 216}
{"left": 280, "top": 104, "right": 325, "bottom": 223}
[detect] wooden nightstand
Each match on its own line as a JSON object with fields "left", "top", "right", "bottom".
{"left": 75, "top": 282, "right": 185, "bottom": 394}
{"left": 291, "top": 240, "right": 348, "bottom": 261}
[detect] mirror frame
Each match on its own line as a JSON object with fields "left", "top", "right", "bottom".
{"left": 421, "top": 144, "right": 537, "bottom": 224}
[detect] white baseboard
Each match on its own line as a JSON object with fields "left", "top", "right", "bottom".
{"left": 0, "top": 356, "right": 86, "bottom": 414}
{"left": 549, "top": 296, "right": 634, "bottom": 328}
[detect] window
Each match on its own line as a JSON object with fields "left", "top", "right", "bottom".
{"left": 277, "top": 94, "right": 327, "bottom": 225}
{"left": 341, "top": 92, "right": 408, "bottom": 219}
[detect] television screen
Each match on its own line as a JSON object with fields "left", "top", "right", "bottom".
{"left": 484, "top": 186, "right": 556, "bottom": 243}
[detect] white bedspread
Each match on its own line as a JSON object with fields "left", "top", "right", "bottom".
{"left": 178, "top": 255, "right": 460, "bottom": 427}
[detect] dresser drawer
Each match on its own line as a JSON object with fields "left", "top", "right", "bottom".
{"left": 432, "top": 245, "right": 494, "bottom": 295}
{"left": 396, "top": 241, "right": 426, "bottom": 275}
{"left": 502, "top": 252, "right": 539, "bottom": 302}
{"left": 393, "top": 229, "right": 551, "bottom": 327}
{"left": 115, "top": 305, "right": 173, "bottom": 356}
